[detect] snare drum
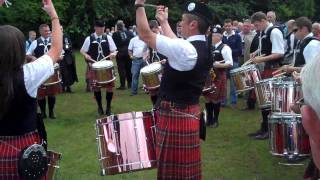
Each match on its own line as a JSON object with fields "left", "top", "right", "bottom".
{"left": 44, "top": 63, "right": 61, "bottom": 86}
{"left": 95, "top": 111, "right": 157, "bottom": 175}
{"left": 271, "top": 80, "right": 303, "bottom": 114}
{"left": 254, "top": 77, "right": 282, "bottom": 109}
{"left": 230, "top": 64, "right": 261, "bottom": 93}
{"left": 92, "top": 60, "right": 116, "bottom": 84}
{"left": 140, "top": 62, "right": 162, "bottom": 90}
{"left": 46, "top": 151, "right": 62, "bottom": 180}
{"left": 269, "top": 114, "right": 310, "bottom": 159}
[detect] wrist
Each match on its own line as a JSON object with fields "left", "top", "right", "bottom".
{"left": 51, "top": 16, "right": 59, "bottom": 21}
{"left": 135, "top": 3, "right": 144, "bottom": 10}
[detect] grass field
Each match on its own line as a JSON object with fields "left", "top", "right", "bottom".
{"left": 46, "top": 52, "right": 307, "bottom": 180}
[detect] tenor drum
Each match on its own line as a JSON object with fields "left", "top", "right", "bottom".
{"left": 254, "top": 77, "right": 282, "bottom": 109}
{"left": 95, "top": 111, "right": 157, "bottom": 175}
{"left": 271, "top": 80, "right": 303, "bottom": 114}
{"left": 140, "top": 62, "right": 162, "bottom": 90}
{"left": 44, "top": 63, "right": 61, "bottom": 86}
{"left": 230, "top": 64, "right": 261, "bottom": 93}
{"left": 46, "top": 151, "right": 62, "bottom": 180}
{"left": 92, "top": 60, "right": 116, "bottom": 84}
{"left": 268, "top": 114, "right": 310, "bottom": 159}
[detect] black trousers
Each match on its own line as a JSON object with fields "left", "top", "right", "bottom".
{"left": 116, "top": 55, "right": 132, "bottom": 88}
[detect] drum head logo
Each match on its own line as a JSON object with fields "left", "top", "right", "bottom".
{"left": 187, "top": 3, "right": 196, "bottom": 12}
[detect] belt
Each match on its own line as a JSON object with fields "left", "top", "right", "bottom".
{"left": 160, "top": 100, "right": 198, "bottom": 109}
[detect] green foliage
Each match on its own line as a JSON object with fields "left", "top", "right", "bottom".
{"left": 0, "top": 0, "right": 319, "bottom": 47}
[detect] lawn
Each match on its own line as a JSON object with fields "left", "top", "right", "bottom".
{"left": 45, "top": 51, "right": 307, "bottom": 180}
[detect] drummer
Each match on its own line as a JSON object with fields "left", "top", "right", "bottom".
{"left": 249, "top": 12, "right": 285, "bottom": 140}
{"left": 204, "top": 26, "right": 233, "bottom": 128}
{"left": 135, "top": 0, "right": 213, "bottom": 178}
{"left": 27, "top": 23, "right": 60, "bottom": 119}
{"left": 80, "top": 19, "right": 117, "bottom": 116}
{"left": 275, "top": 17, "right": 320, "bottom": 75}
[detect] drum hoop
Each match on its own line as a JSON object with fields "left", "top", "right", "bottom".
{"left": 230, "top": 65, "right": 256, "bottom": 73}
{"left": 92, "top": 66, "right": 114, "bottom": 70}
{"left": 144, "top": 85, "right": 160, "bottom": 90}
{"left": 44, "top": 80, "right": 61, "bottom": 86}
{"left": 235, "top": 87, "right": 254, "bottom": 93}
{"left": 96, "top": 77, "right": 116, "bottom": 84}
{"left": 99, "top": 160, "right": 158, "bottom": 170}
{"left": 140, "top": 68, "right": 161, "bottom": 74}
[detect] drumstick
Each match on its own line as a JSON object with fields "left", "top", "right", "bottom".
{"left": 273, "top": 72, "right": 286, "bottom": 77}
{"left": 99, "top": 51, "right": 118, "bottom": 61}
{"left": 144, "top": 3, "right": 157, "bottom": 8}
{"left": 241, "top": 54, "right": 266, "bottom": 67}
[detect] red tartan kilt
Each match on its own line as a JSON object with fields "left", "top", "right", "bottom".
{"left": 37, "top": 83, "right": 62, "bottom": 98}
{"left": 87, "top": 68, "right": 114, "bottom": 91}
{"left": 0, "top": 131, "right": 42, "bottom": 179}
{"left": 261, "top": 68, "right": 273, "bottom": 79}
{"left": 204, "top": 70, "right": 227, "bottom": 103}
{"left": 155, "top": 101, "right": 201, "bottom": 179}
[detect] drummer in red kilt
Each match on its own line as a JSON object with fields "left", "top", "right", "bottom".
{"left": 80, "top": 20, "right": 117, "bottom": 116}
{"left": 135, "top": 1, "right": 213, "bottom": 179}
{"left": 27, "top": 23, "right": 61, "bottom": 119}
{"left": 249, "top": 12, "right": 285, "bottom": 140}
{"left": 204, "top": 26, "right": 233, "bottom": 128}
{"left": 0, "top": 0, "right": 62, "bottom": 178}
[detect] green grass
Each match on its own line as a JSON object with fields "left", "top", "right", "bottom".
{"left": 46, "top": 52, "right": 307, "bottom": 179}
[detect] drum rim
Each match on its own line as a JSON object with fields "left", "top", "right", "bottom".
{"left": 95, "top": 77, "right": 116, "bottom": 85}
{"left": 92, "top": 60, "right": 114, "bottom": 69}
{"left": 140, "top": 63, "right": 162, "bottom": 74}
{"left": 43, "top": 80, "right": 62, "bottom": 86}
{"left": 230, "top": 64, "right": 257, "bottom": 73}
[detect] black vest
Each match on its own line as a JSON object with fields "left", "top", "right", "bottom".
{"left": 294, "top": 37, "right": 320, "bottom": 67}
{"left": 160, "top": 40, "right": 212, "bottom": 105}
{"left": 261, "top": 26, "right": 283, "bottom": 68}
{"left": 213, "top": 43, "right": 225, "bottom": 62}
{"left": 284, "top": 32, "right": 298, "bottom": 56}
{"left": 0, "top": 70, "right": 37, "bottom": 136}
{"left": 87, "top": 34, "right": 110, "bottom": 61}
{"left": 34, "top": 37, "right": 51, "bottom": 58}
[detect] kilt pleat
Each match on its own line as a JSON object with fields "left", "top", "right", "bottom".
{"left": 155, "top": 101, "right": 201, "bottom": 180}
{"left": 37, "top": 84, "right": 62, "bottom": 98}
{"left": 0, "top": 131, "right": 41, "bottom": 180}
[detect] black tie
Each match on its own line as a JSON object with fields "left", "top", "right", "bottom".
{"left": 97, "top": 37, "right": 101, "bottom": 43}
{"left": 44, "top": 39, "right": 48, "bottom": 45}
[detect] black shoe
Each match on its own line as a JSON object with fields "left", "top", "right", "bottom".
{"left": 105, "top": 109, "right": 112, "bottom": 116}
{"left": 208, "top": 122, "right": 219, "bottom": 128}
{"left": 248, "top": 129, "right": 263, "bottom": 137}
{"left": 130, "top": 93, "right": 137, "bottom": 96}
{"left": 49, "top": 111, "right": 56, "bottom": 119}
{"left": 98, "top": 108, "right": 104, "bottom": 116}
{"left": 241, "top": 107, "right": 254, "bottom": 111}
{"left": 253, "top": 132, "right": 269, "bottom": 140}
{"left": 116, "top": 86, "right": 126, "bottom": 90}
{"left": 41, "top": 113, "right": 47, "bottom": 119}
{"left": 66, "top": 87, "right": 73, "bottom": 93}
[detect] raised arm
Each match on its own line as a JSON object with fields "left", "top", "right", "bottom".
{"left": 156, "top": 6, "right": 177, "bottom": 39}
{"left": 42, "top": 0, "right": 62, "bottom": 63}
{"left": 135, "top": 0, "right": 157, "bottom": 49}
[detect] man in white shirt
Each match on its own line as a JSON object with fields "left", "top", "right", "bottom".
{"left": 204, "top": 26, "right": 233, "bottom": 128}
{"left": 135, "top": 0, "right": 213, "bottom": 179}
{"left": 26, "top": 24, "right": 59, "bottom": 119}
{"left": 80, "top": 20, "right": 117, "bottom": 116}
{"left": 249, "top": 12, "right": 285, "bottom": 140}
{"left": 128, "top": 35, "right": 147, "bottom": 95}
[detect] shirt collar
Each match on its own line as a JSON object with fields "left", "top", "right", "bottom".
{"left": 264, "top": 23, "right": 273, "bottom": 34}
{"left": 40, "top": 36, "right": 50, "bottom": 42}
{"left": 303, "top": 33, "right": 314, "bottom": 40}
{"left": 214, "top": 41, "right": 222, "bottom": 48}
{"left": 94, "top": 33, "right": 103, "bottom": 39}
{"left": 186, "top": 35, "right": 206, "bottom": 42}
{"left": 223, "top": 30, "right": 235, "bottom": 37}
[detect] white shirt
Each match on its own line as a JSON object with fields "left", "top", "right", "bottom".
{"left": 156, "top": 34, "right": 205, "bottom": 71}
{"left": 214, "top": 41, "right": 233, "bottom": 66}
{"left": 26, "top": 37, "right": 51, "bottom": 56}
{"left": 223, "top": 30, "right": 236, "bottom": 39}
{"left": 303, "top": 33, "right": 320, "bottom": 64}
{"left": 128, "top": 36, "right": 147, "bottom": 58}
{"left": 23, "top": 55, "right": 54, "bottom": 98}
{"left": 80, "top": 33, "right": 117, "bottom": 53}
{"left": 284, "top": 33, "right": 295, "bottom": 55}
{"left": 261, "top": 24, "right": 285, "bottom": 55}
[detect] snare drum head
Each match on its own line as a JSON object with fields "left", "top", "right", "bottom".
{"left": 230, "top": 64, "right": 256, "bottom": 73}
{"left": 92, "top": 60, "right": 114, "bottom": 69}
{"left": 141, "top": 62, "right": 161, "bottom": 74}
{"left": 272, "top": 79, "right": 298, "bottom": 87}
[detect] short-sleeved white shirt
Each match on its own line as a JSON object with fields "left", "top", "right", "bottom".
{"left": 214, "top": 41, "right": 233, "bottom": 66}
{"left": 26, "top": 37, "right": 51, "bottom": 56}
{"left": 263, "top": 24, "right": 285, "bottom": 55}
{"left": 80, "top": 33, "right": 117, "bottom": 53}
{"left": 23, "top": 55, "right": 54, "bottom": 98}
{"left": 128, "top": 36, "right": 147, "bottom": 58}
{"left": 303, "top": 33, "right": 320, "bottom": 64}
{"left": 156, "top": 34, "right": 207, "bottom": 71}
